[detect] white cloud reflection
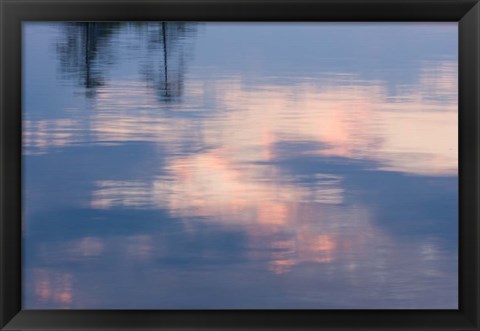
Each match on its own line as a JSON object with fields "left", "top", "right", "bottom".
{"left": 25, "top": 59, "right": 457, "bottom": 276}
{"left": 24, "top": 60, "right": 457, "bottom": 176}
{"left": 23, "top": 38, "right": 458, "bottom": 308}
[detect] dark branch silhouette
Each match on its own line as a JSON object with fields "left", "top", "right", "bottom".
{"left": 55, "top": 22, "right": 198, "bottom": 102}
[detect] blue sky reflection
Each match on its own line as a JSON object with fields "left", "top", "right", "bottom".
{"left": 23, "top": 22, "right": 458, "bottom": 309}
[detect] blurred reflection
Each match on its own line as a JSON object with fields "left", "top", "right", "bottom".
{"left": 137, "top": 22, "right": 197, "bottom": 102}
{"left": 55, "top": 22, "right": 197, "bottom": 101}
{"left": 56, "top": 23, "right": 118, "bottom": 97}
{"left": 32, "top": 269, "right": 74, "bottom": 308}
{"left": 23, "top": 22, "right": 458, "bottom": 309}
{"left": 25, "top": 65, "right": 457, "bottom": 174}
{"left": 23, "top": 119, "right": 82, "bottom": 154}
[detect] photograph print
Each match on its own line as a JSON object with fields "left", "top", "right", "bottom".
{"left": 22, "top": 22, "right": 458, "bottom": 309}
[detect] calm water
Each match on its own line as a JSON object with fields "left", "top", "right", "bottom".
{"left": 23, "top": 22, "right": 458, "bottom": 309}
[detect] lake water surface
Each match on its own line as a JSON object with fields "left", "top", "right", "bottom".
{"left": 23, "top": 22, "right": 458, "bottom": 309}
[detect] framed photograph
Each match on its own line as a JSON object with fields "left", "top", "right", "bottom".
{"left": 1, "top": 0, "right": 479, "bottom": 330}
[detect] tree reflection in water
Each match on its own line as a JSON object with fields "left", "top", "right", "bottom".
{"left": 55, "top": 22, "right": 197, "bottom": 101}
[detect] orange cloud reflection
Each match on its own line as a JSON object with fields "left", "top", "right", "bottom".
{"left": 25, "top": 61, "right": 457, "bottom": 175}
{"left": 33, "top": 269, "right": 74, "bottom": 307}
{"left": 25, "top": 60, "right": 457, "bottom": 276}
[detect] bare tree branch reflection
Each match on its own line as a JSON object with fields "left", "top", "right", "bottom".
{"left": 56, "top": 23, "right": 119, "bottom": 98}
{"left": 55, "top": 22, "right": 198, "bottom": 102}
{"left": 136, "top": 22, "right": 197, "bottom": 103}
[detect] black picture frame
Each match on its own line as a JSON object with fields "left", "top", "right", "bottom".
{"left": 1, "top": 0, "right": 479, "bottom": 330}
